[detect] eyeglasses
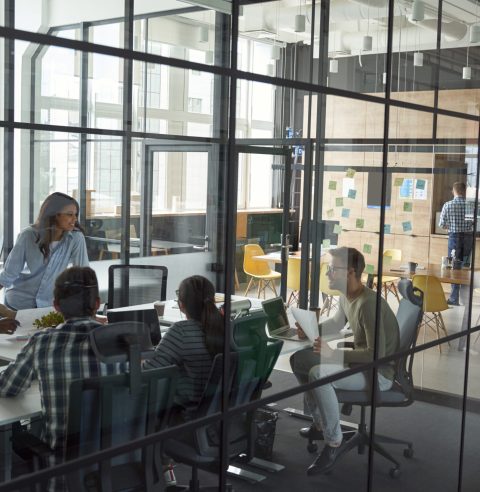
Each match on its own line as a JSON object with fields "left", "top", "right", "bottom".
{"left": 326, "top": 265, "right": 349, "bottom": 275}
{"left": 175, "top": 289, "right": 180, "bottom": 298}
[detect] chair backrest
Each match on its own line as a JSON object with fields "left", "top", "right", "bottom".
{"left": 65, "top": 365, "right": 178, "bottom": 491}
{"left": 107, "top": 265, "right": 168, "bottom": 309}
{"left": 319, "top": 262, "right": 341, "bottom": 296}
{"left": 243, "top": 244, "right": 271, "bottom": 276}
{"left": 412, "top": 274, "right": 448, "bottom": 313}
{"left": 383, "top": 249, "right": 402, "bottom": 263}
{"left": 287, "top": 257, "right": 301, "bottom": 291}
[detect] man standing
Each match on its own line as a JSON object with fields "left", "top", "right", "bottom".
{"left": 290, "top": 247, "right": 399, "bottom": 475}
{"left": 439, "top": 182, "right": 474, "bottom": 306}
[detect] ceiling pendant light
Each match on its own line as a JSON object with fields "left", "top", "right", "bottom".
{"left": 295, "top": 14, "right": 306, "bottom": 33}
{"left": 463, "top": 66, "right": 472, "bottom": 80}
{"left": 199, "top": 26, "right": 209, "bottom": 43}
{"left": 414, "top": 52, "right": 424, "bottom": 67}
{"left": 411, "top": 0, "right": 425, "bottom": 22}
{"left": 363, "top": 35, "right": 373, "bottom": 51}
{"left": 471, "top": 24, "right": 480, "bottom": 43}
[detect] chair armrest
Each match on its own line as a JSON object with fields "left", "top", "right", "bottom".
{"left": 336, "top": 341, "right": 355, "bottom": 349}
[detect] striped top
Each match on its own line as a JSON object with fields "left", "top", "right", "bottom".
{"left": 144, "top": 319, "right": 212, "bottom": 409}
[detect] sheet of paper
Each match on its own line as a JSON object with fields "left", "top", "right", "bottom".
{"left": 291, "top": 307, "right": 319, "bottom": 343}
{"left": 15, "top": 307, "right": 53, "bottom": 329}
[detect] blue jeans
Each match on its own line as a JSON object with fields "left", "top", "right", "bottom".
{"left": 447, "top": 232, "right": 473, "bottom": 303}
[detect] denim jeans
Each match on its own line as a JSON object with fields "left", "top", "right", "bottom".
{"left": 447, "top": 232, "right": 473, "bottom": 303}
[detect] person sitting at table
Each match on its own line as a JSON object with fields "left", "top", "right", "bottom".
{"left": 290, "top": 247, "right": 399, "bottom": 476}
{"left": 0, "top": 192, "right": 89, "bottom": 311}
{"left": 0, "top": 302, "right": 18, "bottom": 334}
{"left": 0, "top": 266, "right": 124, "bottom": 491}
{"left": 144, "top": 274, "right": 224, "bottom": 420}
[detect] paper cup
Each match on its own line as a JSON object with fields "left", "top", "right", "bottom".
{"left": 154, "top": 301, "right": 166, "bottom": 317}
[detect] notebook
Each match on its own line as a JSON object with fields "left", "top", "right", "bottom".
{"left": 107, "top": 308, "right": 161, "bottom": 346}
{"left": 261, "top": 297, "right": 302, "bottom": 341}
{"left": 290, "top": 307, "right": 319, "bottom": 343}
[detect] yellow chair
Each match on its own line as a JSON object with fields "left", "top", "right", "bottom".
{"left": 412, "top": 275, "right": 450, "bottom": 353}
{"left": 372, "top": 249, "right": 402, "bottom": 302}
{"left": 286, "top": 257, "right": 301, "bottom": 306}
{"left": 243, "top": 244, "right": 281, "bottom": 298}
{"left": 319, "top": 263, "right": 341, "bottom": 316}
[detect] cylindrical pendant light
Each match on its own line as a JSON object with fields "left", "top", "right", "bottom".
{"left": 267, "top": 62, "right": 275, "bottom": 76}
{"left": 363, "top": 35, "right": 373, "bottom": 51}
{"left": 414, "top": 52, "right": 424, "bottom": 67}
{"left": 272, "top": 44, "right": 281, "bottom": 60}
{"left": 463, "top": 66, "right": 472, "bottom": 80}
{"left": 470, "top": 24, "right": 480, "bottom": 43}
{"left": 329, "top": 59, "right": 339, "bottom": 73}
{"left": 382, "top": 72, "right": 387, "bottom": 85}
{"left": 411, "top": 0, "right": 425, "bottom": 22}
{"left": 295, "top": 14, "right": 306, "bottom": 33}
{"left": 206, "top": 51, "right": 214, "bottom": 64}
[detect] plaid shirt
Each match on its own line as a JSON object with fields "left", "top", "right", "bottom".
{"left": 0, "top": 317, "right": 125, "bottom": 491}
{"left": 439, "top": 196, "right": 474, "bottom": 233}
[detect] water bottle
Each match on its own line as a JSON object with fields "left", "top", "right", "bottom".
{"left": 451, "top": 249, "right": 456, "bottom": 260}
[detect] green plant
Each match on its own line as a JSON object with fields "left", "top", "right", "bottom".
{"left": 33, "top": 311, "right": 64, "bottom": 329}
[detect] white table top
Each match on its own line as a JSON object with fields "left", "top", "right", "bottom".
{"left": 0, "top": 382, "right": 41, "bottom": 426}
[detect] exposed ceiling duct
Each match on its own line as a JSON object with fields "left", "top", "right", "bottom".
{"left": 409, "top": 18, "right": 468, "bottom": 42}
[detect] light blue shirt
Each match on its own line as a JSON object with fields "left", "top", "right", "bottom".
{"left": 0, "top": 226, "right": 89, "bottom": 310}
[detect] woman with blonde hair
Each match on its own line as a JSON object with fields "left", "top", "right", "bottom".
{"left": 0, "top": 192, "right": 89, "bottom": 310}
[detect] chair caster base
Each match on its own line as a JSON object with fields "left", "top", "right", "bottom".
{"left": 307, "top": 442, "right": 318, "bottom": 453}
{"left": 403, "top": 446, "right": 414, "bottom": 458}
{"left": 389, "top": 467, "right": 401, "bottom": 478}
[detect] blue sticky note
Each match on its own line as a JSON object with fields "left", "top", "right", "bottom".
{"left": 341, "top": 208, "right": 350, "bottom": 218}
{"left": 384, "top": 224, "right": 391, "bottom": 234}
{"left": 416, "top": 179, "right": 426, "bottom": 190}
{"left": 348, "top": 189, "right": 357, "bottom": 199}
{"left": 402, "top": 221, "right": 412, "bottom": 232}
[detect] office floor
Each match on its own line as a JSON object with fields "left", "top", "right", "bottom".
{"left": 238, "top": 282, "right": 480, "bottom": 400}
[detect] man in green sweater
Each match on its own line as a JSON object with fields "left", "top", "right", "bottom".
{"left": 290, "top": 246, "right": 399, "bottom": 475}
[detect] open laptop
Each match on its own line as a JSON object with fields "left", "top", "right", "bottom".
{"left": 261, "top": 297, "right": 302, "bottom": 341}
{"left": 107, "top": 308, "right": 161, "bottom": 346}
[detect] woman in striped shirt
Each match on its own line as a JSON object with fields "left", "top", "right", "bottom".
{"left": 145, "top": 275, "right": 224, "bottom": 417}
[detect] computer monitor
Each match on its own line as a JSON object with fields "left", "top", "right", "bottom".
{"left": 107, "top": 308, "right": 161, "bottom": 346}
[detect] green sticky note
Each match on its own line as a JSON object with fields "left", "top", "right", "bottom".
{"left": 402, "top": 221, "right": 412, "bottom": 232}
{"left": 336, "top": 197, "right": 344, "bottom": 207}
{"left": 327, "top": 208, "right": 335, "bottom": 218}
{"left": 333, "top": 224, "right": 342, "bottom": 234}
{"left": 348, "top": 189, "right": 357, "bottom": 199}
{"left": 328, "top": 181, "right": 337, "bottom": 191}
{"left": 356, "top": 218, "right": 365, "bottom": 229}
{"left": 322, "top": 239, "right": 331, "bottom": 248}
{"left": 346, "top": 168, "right": 356, "bottom": 178}
{"left": 341, "top": 208, "right": 350, "bottom": 218}
{"left": 384, "top": 224, "right": 391, "bottom": 234}
{"left": 394, "top": 178, "right": 404, "bottom": 187}
{"left": 416, "top": 179, "right": 426, "bottom": 190}
{"left": 365, "top": 264, "right": 375, "bottom": 275}
{"left": 403, "top": 202, "right": 413, "bottom": 212}
{"left": 363, "top": 244, "right": 372, "bottom": 254}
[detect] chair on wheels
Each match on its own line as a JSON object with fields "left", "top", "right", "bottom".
{"left": 412, "top": 274, "right": 450, "bottom": 353}
{"left": 12, "top": 322, "right": 178, "bottom": 492}
{"left": 304, "top": 279, "right": 423, "bottom": 478}
{"left": 243, "top": 244, "right": 281, "bottom": 298}
{"left": 164, "top": 337, "right": 283, "bottom": 491}
{"left": 107, "top": 264, "right": 168, "bottom": 310}
{"left": 319, "top": 263, "right": 341, "bottom": 316}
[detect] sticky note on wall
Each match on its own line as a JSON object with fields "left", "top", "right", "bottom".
{"left": 384, "top": 224, "right": 391, "bottom": 234}
{"left": 416, "top": 179, "right": 426, "bottom": 190}
{"left": 363, "top": 244, "right": 372, "bottom": 254}
{"left": 346, "top": 168, "right": 356, "bottom": 178}
{"left": 356, "top": 218, "right": 365, "bottom": 229}
{"left": 403, "top": 202, "right": 413, "bottom": 212}
{"left": 348, "top": 189, "right": 357, "bottom": 199}
{"left": 402, "top": 221, "right": 412, "bottom": 232}
{"left": 322, "top": 239, "right": 331, "bottom": 248}
{"left": 327, "top": 209, "right": 334, "bottom": 218}
{"left": 333, "top": 224, "right": 342, "bottom": 234}
{"left": 365, "top": 264, "right": 375, "bottom": 274}
{"left": 341, "top": 208, "right": 350, "bottom": 218}
{"left": 336, "top": 197, "right": 344, "bottom": 207}
{"left": 394, "top": 178, "right": 404, "bottom": 187}
{"left": 328, "top": 181, "right": 337, "bottom": 190}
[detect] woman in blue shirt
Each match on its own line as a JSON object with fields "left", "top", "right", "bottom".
{"left": 0, "top": 192, "right": 89, "bottom": 310}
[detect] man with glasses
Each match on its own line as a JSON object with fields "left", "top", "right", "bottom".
{"left": 290, "top": 247, "right": 399, "bottom": 476}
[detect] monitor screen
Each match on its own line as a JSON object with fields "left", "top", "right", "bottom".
{"left": 107, "top": 308, "right": 161, "bottom": 346}
{"left": 367, "top": 171, "right": 392, "bottom": 208}
{"left": 261, "top": 297, "right": 289, "bottom": 332}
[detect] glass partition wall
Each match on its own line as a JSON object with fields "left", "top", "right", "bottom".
{"left": 1, "top": 0, "right": 480, "bottom": 490}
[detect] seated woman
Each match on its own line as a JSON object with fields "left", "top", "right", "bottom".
{"left": 144, "top": 275, "right": 224, "bottom": 418}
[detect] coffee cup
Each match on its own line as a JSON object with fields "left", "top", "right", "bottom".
{"left": 154, "top": 301, "right": 166, "bottom": 317}
{"left": 408, "top": 261, "right": 418, "bottom": 274}
{"left": 452, "top": 259, "right": 463, "bottom": 270}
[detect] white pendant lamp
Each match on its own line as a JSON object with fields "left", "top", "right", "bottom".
{"left": 295, "top": 14, "right": 306, "bottom": 33}
{"left": 414, "top": 52, "right": 424, "bottom": 67}
{"left": 329, "top": 59, "right": 339, "bottom": 73}
{"left": 411, "top": 0, "right": 425, "bottom": 22}
{"left": 463, "top": 66, "right": 472, "bottom": 80}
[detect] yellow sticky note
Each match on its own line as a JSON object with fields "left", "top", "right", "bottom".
{"left": 394, "top": 178, "right": 404, "bottom": 187}
{"left": 327, "top": 208, "right": 335, "bottom": 218}
{"left": 328, "top": 181, "right": 337, "bottom": 191}
{"left": 333, "top": 224, "right": 342, "bottom": 234}
{"left": 346, "top": 168, "right": 356, "bottom": 178}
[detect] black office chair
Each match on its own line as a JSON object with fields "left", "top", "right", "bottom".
{"left": 164, "top": 340, "right": 283, "bottom": 491}
{"left": 305, "top": 278, "right": 423, "bottom": 477}
{"left": 13, "top": 322, "right": 178, "bottom": 492}
{"left": 107, "top": 264, "right": 168, "bottom": 310}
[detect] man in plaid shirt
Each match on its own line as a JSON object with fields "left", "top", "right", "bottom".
{"left": 439, "top": 182, "right": 474, "bottom": 305}
{"left": 0, "top": 266, "right": 124, "bottom": 491}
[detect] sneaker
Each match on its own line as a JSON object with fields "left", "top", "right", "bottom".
{"left": 447, "top": 299, "right": 460, "bottom": 306}
{"left": 163, "top": 464, "right": 177, "bottom": 486}
{"left": 307, "top": 442, "right": 346, "bottom": 476}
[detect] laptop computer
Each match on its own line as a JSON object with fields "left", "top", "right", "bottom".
{"left": 261, "top": 297, "right": 302, "bottom": 341}
{"left": 107, "top": 308, "right": 161, "bottom": 346}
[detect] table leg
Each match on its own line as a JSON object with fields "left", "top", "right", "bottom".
{"left": 0, "top": 424, "right": 13, "bottom": 482}
{"left": 457, "top": 285, "right": 469, "bottom": 351}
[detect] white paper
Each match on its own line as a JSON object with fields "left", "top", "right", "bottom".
{"left": 15, "top": 307, "right": 55, "bottom": 333}
{"left": 291, "top": 307, "right": 319, "bottom": 343}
